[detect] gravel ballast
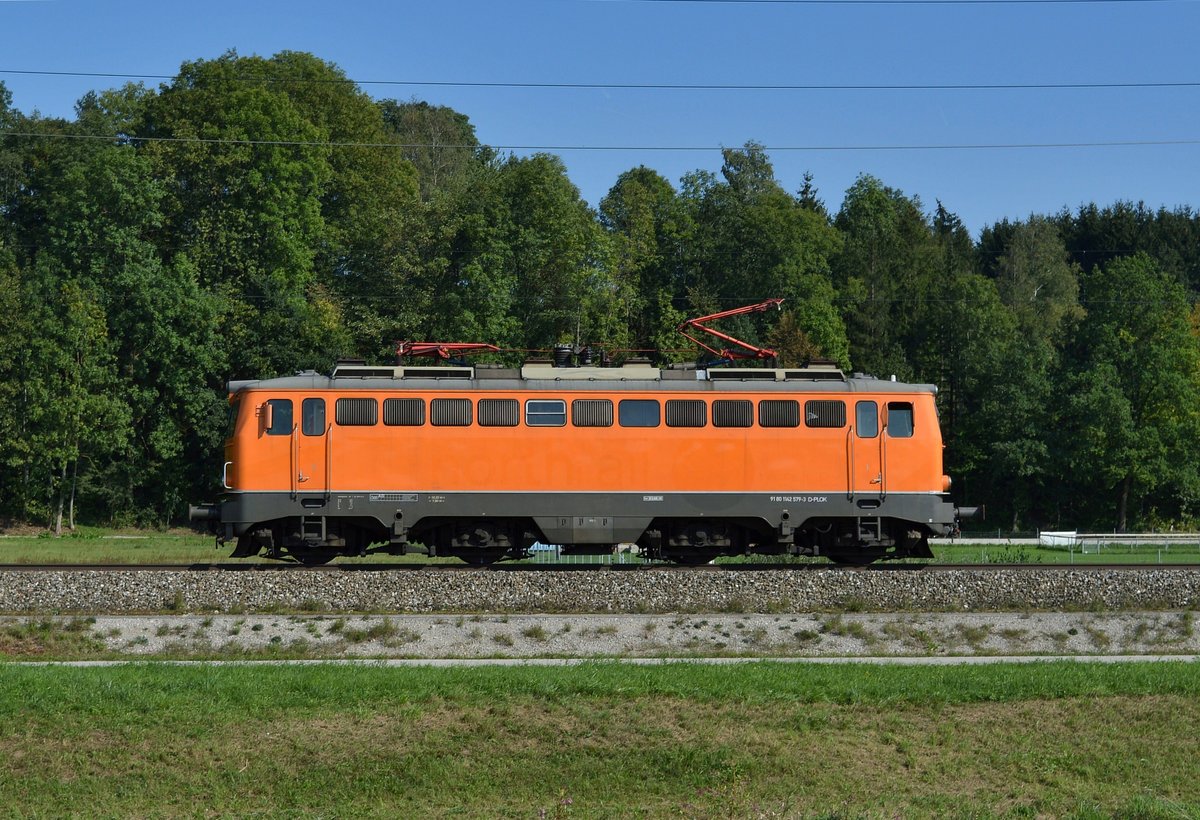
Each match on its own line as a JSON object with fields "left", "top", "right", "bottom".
{"left": 1, "top": 567, "right": 1199, "bottom": 614}
{"left": 7, "top": 611, "right": 1200, "bottom": 659}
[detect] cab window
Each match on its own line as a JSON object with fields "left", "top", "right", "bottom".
{"left": 266, "top": 399, "right": 292, "bottom": 436}
{"left": 225, "top": 398, "right": 241, "bottom": 439}
{"left": 855, "top": 401, "right": 878, "bottom": 438}
{"left": 302, "top": 398, "right": 326, "bottom": 436}
{"left": 887, "top": 402, "right": 914, "bottom": 438}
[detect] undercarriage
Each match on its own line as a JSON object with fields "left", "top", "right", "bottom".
{"left": 216, "top": 512, "right": 937, "bottom": 566}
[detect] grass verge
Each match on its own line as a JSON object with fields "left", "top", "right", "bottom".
{"left": 0, "top": 531, "right": 438, "bottom": 565}
{"left": 0, "top": 661, "right": 1197, "bottom": 817}
{"left": 5, "top": 528, "right": 1200, "bottom": 566}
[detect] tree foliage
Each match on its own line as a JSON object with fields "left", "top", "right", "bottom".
{"left": 2, "top": 52, "right": 1200, "bottom": 534}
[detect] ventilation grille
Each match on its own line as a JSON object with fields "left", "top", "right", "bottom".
{"left": 805, "top": 399, "right": 846, "bottom": 428}
{"left": 572, "top": 399, "right": 613, "bottom": 427}
{"left": 666, "top": 399, "right": 707, "bottom": 428}
{"left": 335, "top": 398, "right": 377, "bottom": 426}
{"left": 397, "top": 367, "right": 473, "bottom": 379}
{"left": 383, "top": 398, "right": 425, "bottom": 426}
{"left": 333, "top": 366, "right": 397, "bottom": 379}
{"left": 431, "top": 398, "right": 472, "bottom": 426}
{"left": 712, "top": 400, "right": 753, "bottom": 428}
{"left": 707, "top": 369, "right": 778, "bottom": 380}
{"left": 758, "top": 399, "right": 800, "bottom": 428}
{"left": 478, "top": 398, "right": 519, "bottom": 427}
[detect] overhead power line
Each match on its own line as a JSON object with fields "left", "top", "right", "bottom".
{"left": 4, "top": 130, "right": 1199, "bottom": 152}
{"left": 2, "top": 68, "right": 1198, "bottom": 93}
{"left": 628, "top": 0, "right": 1193, "bottom": 5}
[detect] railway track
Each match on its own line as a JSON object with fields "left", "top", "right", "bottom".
{"left": 1, "top": 562, "right": 1199, "bottom": 572}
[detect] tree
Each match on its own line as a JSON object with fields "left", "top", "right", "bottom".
{"left": 498, "top": 153, "right": 615, "bottom": 351}
{"left": 0, "top": 240, "right": 31, "bottom": 520}
{"left": 6, "top": 94, "right": 226, "bottom": 524}
{"left": 259, "top": 54, "right": 425, "bottom": 361}
{"left": 379, "top": 99, "right": 480, "bottom": 201}
{"left": 600, "top": 166, "right": 693, "bottom": 358}
{"left": 37, "top": 280, "right": 130, "bottom": 533}
{"left": 990, "top": 218, "right": 1084, "bottom": 348}
{"left": 832, "top": 174, "right": 939, "bottom": 380}
{"left": 140, "top": 51, "right": 343, "bottom": 377}
{"left": 380, "top": 100, "right": 519, "bottom": 352}
{"left": 0, "top": 80, "right": 26, "bottom": 211}
{"left": 1056, "top": 201, "right": 1200, "bottom": 288}
{"left": 679, "top": 143, "right": 845, "bottom": 365}
{"left": 1059, "top": 254, "right": 1200, "bottom": 530}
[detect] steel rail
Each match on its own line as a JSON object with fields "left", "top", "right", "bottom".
{"left": 1, "top": 562, "right": 1199, "bottom": 572}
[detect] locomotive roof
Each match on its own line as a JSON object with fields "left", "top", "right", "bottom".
{"left": 228, "top": 363, "right": 938, "bottom": 396}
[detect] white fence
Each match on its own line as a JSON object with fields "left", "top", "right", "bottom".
{"left": 1037, "top": 531, "right": 1200, "bottom": 553}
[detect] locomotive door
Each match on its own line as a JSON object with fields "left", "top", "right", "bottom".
{"left": 260, "top": 398, "right": 297, "bottom": 495}
{"left": 295, "top": 397, "right": 330, "bottom": 496}
{"left": 848, "top": 400, "right": 884, "bottom": 501}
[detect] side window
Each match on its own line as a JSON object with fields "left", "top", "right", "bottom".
{"left": 618, "top": 399, "right": 660, "bottom": 428}
{"left": 526, "top": 399, "right": 566, "bottom": 427}
{"left": 572, "top": 399, "right": 613, "bottom": 427}
{"left": 856, "top": 401, "right": 879, "bottom": 438}
{"left": 887, "top": 402, "right": 914, "bottom": 438}
{"left": 335, "top": 397, "right": 377, "bottom": 426}
{"left": 301, "top": 398, "right": 326, "bottom": 436}
{"left": 712, "top": 399, "right": 753, "bottom": 428}
{"left": 759, "top": 399, "right": 800, "bottom": 428}
{"left": 226, "top": 398, "right": 241, "bottom": 439}
{"left": 383, "top": 398, "right": 425, "bottom": 426}
{"left": 666, "top": 399, "right": 707, "bottom": 428}
{"left": 805, "top": 400, "right": 846, "bottom": 428}
{"left": 266, "top": 399, "right": 292, "bottom": 436}
{"left": 479, "top": 398, "right": 520, "bottom": 427}
{"left": 431, "top": 398, "right": 472, "bottom": 427}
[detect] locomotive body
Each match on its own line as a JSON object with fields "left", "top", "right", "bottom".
{"left": 194, "top": 361, "right": 960, "bottom": 565}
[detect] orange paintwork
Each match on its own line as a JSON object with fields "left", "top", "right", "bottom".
{"left": 225, "top": 389, "right": 945, "bottom": 496}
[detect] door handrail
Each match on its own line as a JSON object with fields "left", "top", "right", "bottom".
{"left": 324, "top": 422, "right": 333, "bottom": 501}
{"left": 879, "top": 423, "right": 887, "bottom": 501}
{"left": 845, "top": 426, "right": 854, "bottom": 501}
{"left": 290, "top": 423, "right": 298, "bottom": 499}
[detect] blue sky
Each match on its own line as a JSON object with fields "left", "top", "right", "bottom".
{"left": 2, "top": 0, "right": 1197, "bottom": 234}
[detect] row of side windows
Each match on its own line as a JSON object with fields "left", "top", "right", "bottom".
{"left": 265, "top": 397, "right": 914, "bottom": 437}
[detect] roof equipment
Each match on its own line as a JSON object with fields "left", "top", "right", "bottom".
{"left": 677, "top": 298, "right": 784, "bottom": 364}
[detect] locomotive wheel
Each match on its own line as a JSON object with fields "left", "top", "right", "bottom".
{"left": 662, "top": 548, "right": 721, "bottom": 566}
{"left": 291, "top": 548, "right": 339, "bottom": 566}
{"left": 454, "top": 547, "right": 508, "bottom": 566}
{"left": 825, "top": 549, "right": 884, "bottom": 567}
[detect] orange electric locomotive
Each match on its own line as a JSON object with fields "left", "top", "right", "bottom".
{"left": 191, "top": 355, "right": 964, "bottom": 566}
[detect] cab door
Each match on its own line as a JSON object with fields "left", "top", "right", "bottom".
{"left": 252, "top": 397, "right": 297, "bottom": 494}
{"left": 295, "top": 397, "right": 330, "bottom": 496}
{"left": 880, "top": 400, "right": 918, "bottom": 492}
{"left": 849, "top": 399, "right": 884, "bottom": 500}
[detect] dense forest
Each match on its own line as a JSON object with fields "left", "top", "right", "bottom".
{"left": 2, "top": 51, "right": 1200, "bottom": 535}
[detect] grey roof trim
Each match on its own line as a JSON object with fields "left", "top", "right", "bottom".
{"left": 229, "top": 375, "right": 937, "bottom": 395}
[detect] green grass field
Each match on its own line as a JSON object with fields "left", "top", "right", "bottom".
{"left": 3, "top": 528, "right": 1200, "bottom": 566}
{"left": 0, "top": 661, "right": 1195, "bottom": 817}
{"left": 932, "top": 541, "right": 1200, "bottom": 565}
{"left": 0, "top": 528, "right": 430, "bottom": 565}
